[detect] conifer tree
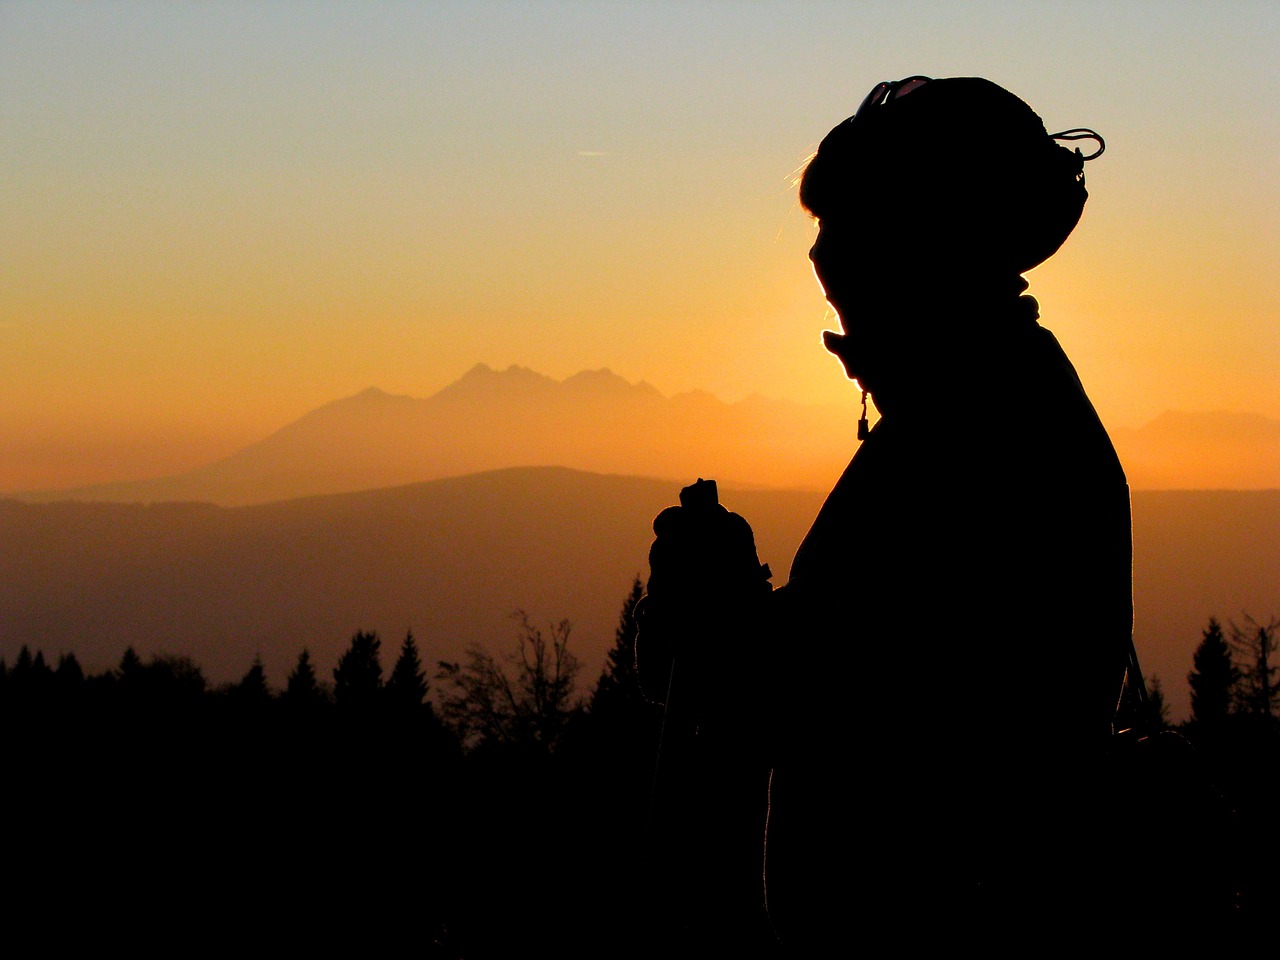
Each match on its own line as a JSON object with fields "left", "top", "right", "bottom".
{"left": 333, "top": 630, "right": 383, "bottom": 709}
{"left": 55, "top": 652, "right": 84, "bottom": 685}
{"left": 118, "top": 646, "right": 143, "bottom": 682}
{"left": 591, "top": 577, "right": 646, "bottom": 718}
{"left": 6, "top": 646, "right": 52, "bottom": 704}
{"left": 1188, "top": 617, "right": 1237, "bottom": 731}
{"left": 236, "top": 655, "right": 272, "bottom": 705}
{"left": 284, "top": 648, "right": 325, "bottom": 706}
{"left": 385, "top": 631, "right": 428, "bottom": 711}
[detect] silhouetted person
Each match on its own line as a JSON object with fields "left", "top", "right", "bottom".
{"left": 639, "top": 77, "right": 1154, "bottom": 950}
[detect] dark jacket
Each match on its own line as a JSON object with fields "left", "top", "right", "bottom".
{"left": 765, "top": 314, "right": 1133, "bottom": 943}
{"left": 638, "top": 310, "right": 1134, "bottom": 945}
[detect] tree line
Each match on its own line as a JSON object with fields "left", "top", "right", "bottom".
{"left": 2, "top": 590, "right": 1275, "bottom": 954}
{"left": 1, "top": 578, "right": 657, "bottom": 956}
{"left": 1185, "top": 615, "right": 1280, "bottom": 730}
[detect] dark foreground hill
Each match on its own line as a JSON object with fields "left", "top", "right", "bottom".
{"left": 2, "top": 468, "right": 1277, "bottom": 721}
{"left": 0, "top": 468, "right": 822, "bottom": 693}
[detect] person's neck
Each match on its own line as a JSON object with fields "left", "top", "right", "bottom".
{"left": 855, "top": 274, "right": 1039, "bottom": 417}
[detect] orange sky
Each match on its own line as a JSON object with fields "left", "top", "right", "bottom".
{"left": 3, "top": 2, "right": 1278, "bottom": 492}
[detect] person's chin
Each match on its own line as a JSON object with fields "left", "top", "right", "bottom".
{"left": 820, "top": 331, "right": 862, "bottom": 383}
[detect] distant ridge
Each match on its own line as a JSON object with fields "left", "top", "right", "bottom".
{"left": 0, "top": 467, "right": 826, "bottom": 697}
{"left": 1110, "top": 410, "right": 1280, "bottom": 490}
{"left": 3, "top": 466, "right": 1275, "bottom": 723}
{"left": 11, "top": 366, "right": 1280, "bottom": 505}
{"left": 14, "top": 364, "right": 861, "bottom": 506}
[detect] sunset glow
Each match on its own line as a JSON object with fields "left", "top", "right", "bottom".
{"left": 3, "top": 2, "right": 1278, "bottom": 493}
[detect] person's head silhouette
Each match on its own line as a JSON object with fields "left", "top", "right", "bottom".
{"left": 801, "top": 76, "right": 1103, "bottom": 398}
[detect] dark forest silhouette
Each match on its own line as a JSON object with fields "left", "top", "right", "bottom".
{"left": 1, "top": 581, "right": 661, "bottom": 956}
{"left": 2, "top": 582, "right": 1276, "bottom": 954}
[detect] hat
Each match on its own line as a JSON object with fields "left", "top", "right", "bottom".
{"left": 800, "top": 77, "right": 1101, "bottom": 273}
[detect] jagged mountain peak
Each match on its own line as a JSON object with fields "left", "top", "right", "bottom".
{"left": 349, "top": 386, "right": 419, "bottom": 405}
{"left": 562, "top": 367, "right": 626, "bottom": 387}
{"left": 561, "top": 368, "right": 663, "bottom": 398}
{"left": 431, "top": 362, "right": 559, "bottom": 401}
{"left": 430, "top": 363, "right": 666, "bottom": 405}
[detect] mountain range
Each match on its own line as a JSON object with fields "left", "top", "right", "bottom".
{"left": 5, "top": 365, "right": 1278, "bottom": 723}
{"left": 12, "top": 364, "right": 1280, "bottom": 506}
{"left": 11, "top": 365, "right": 857, "bottom": 505}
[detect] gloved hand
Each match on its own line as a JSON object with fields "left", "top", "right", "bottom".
{"left": 636, "top": 478, "right": 771, "bottom": 705}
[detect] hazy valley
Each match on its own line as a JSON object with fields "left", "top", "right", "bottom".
{"left": 4, "top": 465, "right": 1278, "bottom": 723}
